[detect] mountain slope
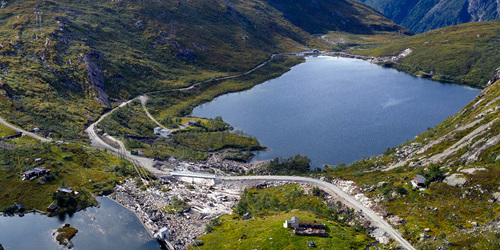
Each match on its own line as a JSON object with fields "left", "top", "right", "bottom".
{"left": 327, "top": 73, "right": 500, "bottom": 248}
{"left": 0, "top": 0, "right": 407, "bottom": 138}
{"left": 360, "top": 0, "right": 500, "bottom": 33}
{"left": 357, "top": 19, "right": 500, "bottom": 87}
{"left": 264, "top": 0, "right": 412, "bottom": 35}
{"left": 328, "top": 24, "right": 500, "bottom": 247}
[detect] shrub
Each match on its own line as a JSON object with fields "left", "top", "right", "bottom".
{"left": 192, "top": 240, "right": 204, "bottom": 247}
{"left": 2, "top": 204, "right": 18, "bottom": 215}
{"left": 267, "top": 154, "right": 311, "bottom": 175}
{"left": 312, "top": 186, "right": 322, "bottom": 197}
{"left": 395, "top": 186, "right": 408, "bottom": 195}
{"left": 205, "top": 218, "right": 221, "bottom": 233}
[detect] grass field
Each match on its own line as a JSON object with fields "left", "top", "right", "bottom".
{"left": 0, "top": 123, "right": 16, "bottom": 137}
{"left": 192, "top": 210, "right": 374, "bottom": 250}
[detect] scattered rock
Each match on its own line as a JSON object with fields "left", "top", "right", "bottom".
{"left": 459, "top": 168, "right": 486, "bottom": 174}
{"left": 420, "top": 233, "right": 431, "bottom": 240}
{"left": 443, "top": 173, "right": 467, "bottom": 187}
{"left": 492, "top": 192, "right": 500, "bottom": 203}
{"left": 388, "top": 215, "right": 406, "bottom": 226}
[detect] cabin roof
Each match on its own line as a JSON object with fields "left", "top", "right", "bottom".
{"left": 414, "top": 174, "right": 426, "bottom": 184}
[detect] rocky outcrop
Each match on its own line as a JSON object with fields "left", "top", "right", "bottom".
{"left": 444, "top": 173, "right": 468, "bottom": 187}
{"left": 488, "top": 67, "right": 500, "bottom": 85}
{"left": 84, "top": 51, "right": 110, "bottom": 108}
{"left": 468, "top": 0, "right": 500, "bottom": 21}
{"left": 361, "top": 0, "right": 500, "bottom": 33}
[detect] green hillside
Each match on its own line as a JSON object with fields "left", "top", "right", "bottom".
{"left": 0, "top": 0, "right": 407, "bottom": 139}
{"left": 357, "top": 19, "right": 500, "bottom": 87}
{"left": 191, "top": 185, "right": 375, "bottom": 249}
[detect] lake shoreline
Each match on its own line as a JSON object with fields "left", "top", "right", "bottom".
{"left": 192, "top": 56, "right": 481, "bottom": 168}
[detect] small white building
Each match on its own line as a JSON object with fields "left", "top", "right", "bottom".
{"left": 154, "top": 127, "right": 172, "bottom": 138}
{"left": 411, "top": 174, "right": 426, "bottom": 189}
{"left": 283, "top": 216, "right": 299, "bottom": 228}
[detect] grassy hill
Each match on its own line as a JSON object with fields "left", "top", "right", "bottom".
{"left": 356, "top": 19, "right": 500, "bottom": 87}
{"left": 360, "top": 0, "right": 500, "bottom": 33}
{"left": 191, "top": 185, "right": 376, "bottom": 249}
{"left": 0, "top": 132, "right": 139, "bottom": 212}
{"left": 0, "top": 0, "right": 407, "bottom": 139}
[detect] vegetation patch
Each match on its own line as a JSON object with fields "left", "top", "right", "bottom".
{"left": 0, "top": 140, "right": 136, "bottom": 212}
{"left": 192, "top": 185, "right": 375, "bottom": 249}
{"left": 53, "top": 223, "right": 78, "bottom": 247}
{"left": 266, "top": 154, "right": 312, "bottom": 175}
{"left": 356, "top": 20, "right": 500, "bottom": 87}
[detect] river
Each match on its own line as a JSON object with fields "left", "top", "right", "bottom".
{"left": 192, "top": 56, "right": 481, "bottom": 168}
{"left": 0, "top": 197, "right": 159, "bottom": 249}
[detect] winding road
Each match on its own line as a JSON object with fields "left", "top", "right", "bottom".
{"left": 82, "top": 51, "right": 415, "bottom": 249}
{"left": 0, "top": 50, "right": 416, "bottom": 248}
{"left": 0, "top": 117, "right": 51, "bottom": 142}
{"left": 76, "top": 51, "right": 416, "bottom": 249}
{"left": 85, "top": 53, "right": 283, "bottom": 170}
{"left": 220, "top": 175, "right": 415, "bottom": 250}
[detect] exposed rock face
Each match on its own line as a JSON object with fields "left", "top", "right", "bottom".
{"left": 84, "top": 51, "right": 110, "bottom": 108}
{"left": 468, "top": 0, "right": 500, "bottom": 21}
{"left": 493, "top": 192, "right": 500, "bottom": 203}
{"left": 444, "top": 173, "right": 468, "bottom": 187}
{"left": 489, "top": 67, "right": 500, "bottom": 85}
{"left": 360, "top": 0, "right": 500, "bottom": 33}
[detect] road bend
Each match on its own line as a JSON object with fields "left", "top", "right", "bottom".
{"left": 0, "top": 117, "right": 51, "bottom": 142}
{"left": 220, "top": 175, "right": 416, "bottom": 250}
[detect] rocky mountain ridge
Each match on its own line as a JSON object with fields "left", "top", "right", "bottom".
{"left": 360, "top": 0, "right": 500, "bottom": 33}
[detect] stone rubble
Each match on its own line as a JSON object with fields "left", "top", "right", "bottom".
{"left": 109, "top": 174, "right": 393, "bottom": 248}
{"left": 110, "top": 178, "right": 240, "bottom": 249}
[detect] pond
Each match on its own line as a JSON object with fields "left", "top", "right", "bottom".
{"left": 0, "top": 197, "right": 159, "bottom": 249}
{"left": 192, "top": 56, "right": 481, "bottom": 168}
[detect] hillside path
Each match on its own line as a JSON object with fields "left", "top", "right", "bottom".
{"left": 0, "top": 117, "right": 51, "bottom": 142}
{"left": 221, "top": 175, "right": 416, "bottom": 250}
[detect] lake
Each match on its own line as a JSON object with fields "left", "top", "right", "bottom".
{"left": 192, "top": 56, "right": 481, "bottom": 168}
{"left": 0, "top": 197, "right": 159, "bottom": 250}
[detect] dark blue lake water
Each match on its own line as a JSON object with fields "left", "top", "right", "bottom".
{"left": 0, "top": 197, "right": 159, "bottom": 250}
{"left": 192, "top": 56, "right": 480, "bottom": 168}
